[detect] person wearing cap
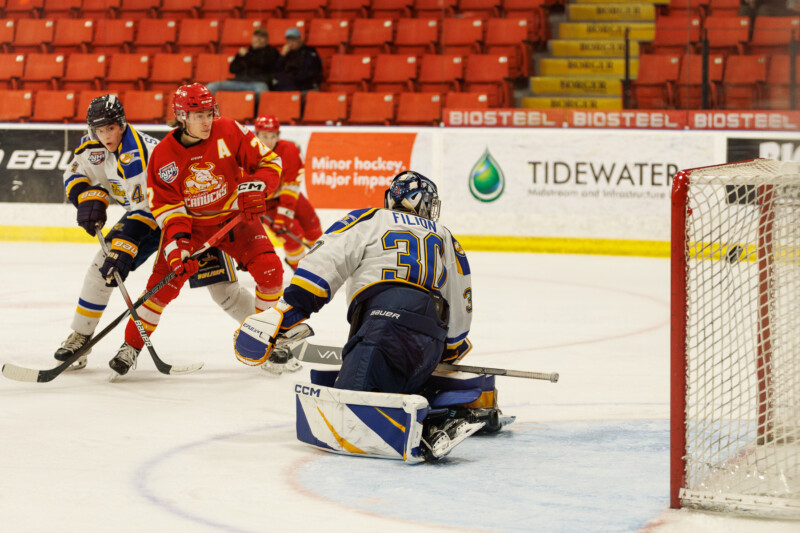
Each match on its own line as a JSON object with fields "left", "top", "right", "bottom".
{"left": 272, "top": 26, "right": 323, "bottom": 92}
{"left": 206, "top": 26, "right": 280, "bottom": 106}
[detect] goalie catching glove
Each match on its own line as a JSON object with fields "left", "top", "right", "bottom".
{"left": 234, "top": 305, "right": 312, "bottom": 365}
{"left": 99, "top": 236, "right": 139, "bottom": 286}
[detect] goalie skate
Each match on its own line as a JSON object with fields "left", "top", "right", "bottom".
{"left": 54, "top": 331, "right": 91, "bottom": 370}
{"left": 421, "top": 418, "right": 485, "bottom": 461}
{"left": 260, "top": 346, "right": 302, "bottom": 375}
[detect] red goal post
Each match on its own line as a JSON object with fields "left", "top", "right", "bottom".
{"left": 670, "top": 159, "right": 800, "bottom": 518}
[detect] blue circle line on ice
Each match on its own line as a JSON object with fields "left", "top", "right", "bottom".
{"left": 133, "top": 423, "right": 290, "bottom": 533}
{"left": 134, "top": 419, "right": 670, "bottom": 533}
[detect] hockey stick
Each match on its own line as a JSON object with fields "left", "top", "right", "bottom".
{"left": 2, "top": 214, "right": 244, "bottom": 383}
{"left": 262, "top": 214, "right": 312, "bottom": 249}
{"left": 96, "top": 229, "right": 202, "bottom": 377}
{"left": 289, "top": 341, "right": 560, "bottom": 382}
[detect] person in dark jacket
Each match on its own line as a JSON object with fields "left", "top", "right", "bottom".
{"left": 206, "top": 27, "right": 279, "bottom": 106}
{"left": 271, "top": 27, "right": 323, "bottom": 93}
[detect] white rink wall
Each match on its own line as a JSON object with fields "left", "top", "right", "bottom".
{"left": 0, "top": 124, "right": 798, "bottom": 251}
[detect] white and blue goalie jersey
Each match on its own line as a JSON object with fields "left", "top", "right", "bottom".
{"left": 282, "top": 207, "right": 473, "bottom": 361}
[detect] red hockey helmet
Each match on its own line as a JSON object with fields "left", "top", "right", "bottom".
{"left": 172, "top": 83, "right": 219, "bottom": 121}
{"left": 255, "top": 115, "right": 280, "bottom": 132}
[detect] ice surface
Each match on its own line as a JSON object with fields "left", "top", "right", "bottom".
{"left": 0, "top": 242, "right": 797, "bottom": 532}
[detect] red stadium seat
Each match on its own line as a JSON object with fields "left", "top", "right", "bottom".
{"left": 215, "top": 90, "right": 255, "bottom": 122}
{"left": 394, "top": 18, "right": 439, "bottom": 56}
{"left": 106, "top": 53, "right": 149, "bottom": 92}
{"left": 349, "top": 18, "right": 393, "bottom": 55}
{"left": 134, "top": 19, "right": 178, "bottom": 54}
{"left": 395, "top": 92, "right": 441, "bottom": 125}
{"left": 445, "top": 91, "right": 489, "bottom": 108}
{"left": 763, "top": 55, "right": 800, "bottom": 110}
{"left": 4, "top": 0, "right": 45, "bottom": 20}
{"left": 666, "top": 0, "right": 709, "bottom": 18}
{"left": 176, "top": 18, "right": 220, "bottom": 54}
{"left": 642, "top": 15, "right": 702, "bottom": 55}
{"left": 0, "top": 19, "right": 15, "bottom": 53}
{"left": 630, "top": 53, "right": 681, "bottom": 109}
{"left": 284, "top": 0, "right": 327, "bottom": 19}
{"left": 159, "top": 0, "right": 203, "bottom": 19}
{"left": 202, "top": 0, "right": 245, "bottom": 18}
{"left": 673, "top": 53, "right": 725, "bottom": 109}
{"left": 503, "top": 0, "right": 548, "bottom": 42}
{"left": 256, "top": 90, "right": 302, "bottom": 124}
{"left": 324, "top": 53, "right": 372, "bottom": 92}
{"left": 265, "top": 19, "right": 306, "bottom": 48}
{"left": 326, "top": 0, "right": 370, "bottom": 19}
{"left": 43, "top": 0, "right": 81, "bottom": 19}
{"left": 463, "top": 54, "right": 512, "bottom": 107}
{"left": 707, "top": 0, "right": 741, "bottom": 16}
{"left": 306, "top": 18, "right": 350, "bottom": 61}
{"left": 417, "top": 53, "right": 463, "bottom": 93}
{"left": 242, "top": 0, "right": 285, "bottom": 18}
{"left": 21, "top": 53, "right": 64, "bottom": 90}
{"left": 80, "top": 0, "right": 122, "bottom": 19}
{"left": 149, "top": 53, "right": 193, "bottom": 93}
{"left": 748, "top": 16, "right": 800, "bottom": 55}
{"left": 719, "top": 54, "right": 767, "bottom": 110}
{"left": 0, "top": 52, "right": 24, "bottom": 89}
{"left": 371, "top": 54, "right": 417, "bottom": 93}
{"left": 92, "top": 19, "right": 135, "bottom": 54}
{"left": 63, "top": 53, "right": 106, "bottom": 91}
{"left": 703, "top": 16, "right": 750, "bottom": 56}
{"left": 195, "top": 52, "right": 234, "bottom": 84}
{"left": 31, "top": 89, "right": 76, "bottom": 122}
{"left": 413, "top": 0, "right": 456, "bottom": 19}
{"left": 348, "top": 91, "right": 394, "bottom": 124}
{"left": 458, "top": 0, "right": 501, "bottom": 18}
{"left": 484, "top": 17, "right": 534, "bottom": 77}
{"left": 301, "top": 91, "right": 348, "bottom": 124}
{"left": 370, "top": 0, "right": 412, "bottom": 18}
{"left": 219, "top": 19, "right": 263, "bottom": 55}
{"left": 118, "top": 0, "right": 159, "bottom": 19}
{"left": 51, "top": 19, "right": 94, "bottom": 55}
{"left": 441, "top": 18, "right": 484, "bottom": 56}
{"left": 12, "top": 19, "right": 54, "bottom": 54}
{"left": 122, "top": 90, "right": 165, "bottom": 122}
{"left": 0, "top": 89, "right": 33, "bottom": 121}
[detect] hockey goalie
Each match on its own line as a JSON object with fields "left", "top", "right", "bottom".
{"left": 234, "top": 171, "right": 513, "bottom": 461}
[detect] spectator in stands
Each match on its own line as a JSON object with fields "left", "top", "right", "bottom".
{"left": 271, "top": 27, "right": 323, "bottom": 93}
{"left": 740, "top": 0, "right": 800, "bottom": 16}
{"left": 206, "top": 27, "right": 280, "bottom": 106}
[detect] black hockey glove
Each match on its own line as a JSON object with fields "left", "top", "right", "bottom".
{"left": 99, "top": 236, "right": 139, "bottom": 287}
{"left": 76, "top": 186, "right": 109, "bottom": 235}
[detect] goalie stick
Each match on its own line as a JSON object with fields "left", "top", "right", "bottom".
{"left": 2, "top": 214, "right": 244, "bottom": 383}
{"left": 96, "top": 229, "right": 202, "bottom": 378}
{"left": 289, "top": 341, "right": 560, "bottom": 382}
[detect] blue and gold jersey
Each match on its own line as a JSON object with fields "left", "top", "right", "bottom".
{"left": 63, "top": 125, "right": 160, "bottom": 231}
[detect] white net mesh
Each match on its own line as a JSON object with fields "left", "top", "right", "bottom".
{"left": 679, "top": 159, "right": 800, "bottom": 517}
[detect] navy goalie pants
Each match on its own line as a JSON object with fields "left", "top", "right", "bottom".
{"left": 334, "top": 286, "right": 447, "bottom": 394}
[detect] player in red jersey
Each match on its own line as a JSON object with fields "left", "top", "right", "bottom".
{"left": 107, "top": 83, "right": 284, "bottom": 379}
{"left": 254, "top": 115, "right": 322, "bottom": 271}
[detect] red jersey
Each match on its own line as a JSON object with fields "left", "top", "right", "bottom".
{"left": 270, "top": 139, "right": 303, "bottom": 212}
{"left": 147, "top": 117, "right": 281, "bottom": 233}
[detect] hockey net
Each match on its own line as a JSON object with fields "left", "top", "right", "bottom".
{"left": 671, "top": 159, "right": 800, "bottom": 518}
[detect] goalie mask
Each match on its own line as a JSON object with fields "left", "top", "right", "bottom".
{"left": 385, "top": 171, "right": 441, "bottom": 221}
{"left": 86, "top": 94, "right": 126, "bottom": 133}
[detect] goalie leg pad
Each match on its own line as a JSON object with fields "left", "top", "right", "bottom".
{"left": 295, "top": 383, "right": 429, "bottom": 463}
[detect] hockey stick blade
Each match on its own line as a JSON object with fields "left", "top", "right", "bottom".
{"left": 288, "top": 341, "right": 560, "bottom": 382}
{"left": 2, "top": 214, "right": 243, "bottom": 383}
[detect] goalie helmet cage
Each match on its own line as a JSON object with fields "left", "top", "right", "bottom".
{"left": 670, "top": 158, "right": 800, "bottom": 518}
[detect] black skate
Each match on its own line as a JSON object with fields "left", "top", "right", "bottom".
{"left": 54, "top": 331, "right": 92, "bottom": 370}
{"left": 108, "top": 343, "right": 140, "bottom": 381}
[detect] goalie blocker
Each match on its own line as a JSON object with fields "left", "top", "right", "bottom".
{"left": 295, "top": 369, "right": 513, "bottom": 462}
